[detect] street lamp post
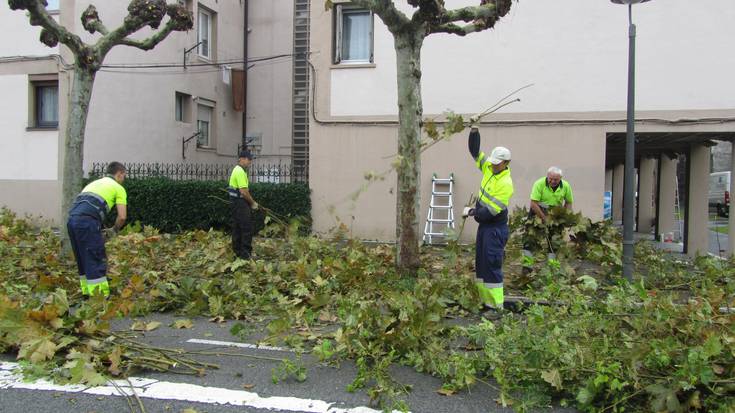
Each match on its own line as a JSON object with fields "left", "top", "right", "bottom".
{"left": 611, "top": 0, "right": 650, "bottom": 282}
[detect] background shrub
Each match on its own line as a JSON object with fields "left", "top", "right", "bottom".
{"left": 90, "top": 177, "right": 311, "bottom": 233}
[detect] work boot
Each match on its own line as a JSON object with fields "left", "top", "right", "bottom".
{"left": 481, "top": 307, "right": 507, "bottom": 321}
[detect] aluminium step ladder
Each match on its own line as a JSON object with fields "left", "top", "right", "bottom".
{"left": 423, "top": 174, "right": 455, "bottom": 245}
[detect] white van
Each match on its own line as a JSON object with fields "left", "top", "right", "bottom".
{"left": 709, "top": 171, "right": 730, "bottom": 217}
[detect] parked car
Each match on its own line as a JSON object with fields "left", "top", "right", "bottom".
{"left": 709, "top": 171, "right": 730, "bottom": 217}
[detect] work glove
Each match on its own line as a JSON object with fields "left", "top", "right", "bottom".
{"left": 251, "top": 202, "right": 259, "bottom": 211}
{"left": 462, "top": 207, "right": 475, "bottom": 218}
{"left": 102, "top": 227, "right": 118, "bottom": 241}
{"left": 469, "top": 128, "right": 480, "bottom": 140}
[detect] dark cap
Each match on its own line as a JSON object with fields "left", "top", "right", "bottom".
{"left": 238, "top": 150, "right": 254, "bottom": 159}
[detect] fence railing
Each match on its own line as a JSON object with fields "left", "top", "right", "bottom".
{"left": 90, "top": 161, "right": 307, "bottom": 183}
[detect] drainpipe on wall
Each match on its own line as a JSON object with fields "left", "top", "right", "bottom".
{"left": 242, "top": 0, "right": 249, "bottom": 150}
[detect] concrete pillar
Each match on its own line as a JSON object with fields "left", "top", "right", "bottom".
{"left": 656, "top": 155, "right": 678, "bottom": 241}
{"left": 729, "top": 145, "right": 735, "bottom": 257}
{"left": 685, "top": 145, "right": 711, "bottom": 256}
{"left": 637, "top": 157, "right": 656, "bottom": 234}
{"left": 612, "top": 163, "right": 624, "bottom": 224}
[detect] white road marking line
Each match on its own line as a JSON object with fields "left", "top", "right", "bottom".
{"left": 0, "top": 362, "right": 403, "bottom": 413}
{"left": 186, "top": 338, "right": 295, "bottom": 352}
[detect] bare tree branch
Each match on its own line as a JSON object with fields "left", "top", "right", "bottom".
{"left": 9, "top": 0, "right": 85, "bottom": 54}
{"left": 409, "top": 0, "right": 445, "bottom": 25}
{"left": 430, "top": 22, "right": 484, "bottom": 36}
{"left": 99, "top": 1, "right": 191, "bottom": 55}
{"left": 119, "top": 21, "right": 177, "bottom": 51}
{"left": 81, "top": 5, "right": 109, "bottom": 35}
{"left": 428, "top": 0, "right": 513, "bottom": 36}
{"left": 97, "top": 0, "right": 166, "bottom": 54}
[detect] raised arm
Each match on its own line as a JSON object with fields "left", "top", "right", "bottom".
{"left": 468, "top": 127, "right": 480, "bottom": 159}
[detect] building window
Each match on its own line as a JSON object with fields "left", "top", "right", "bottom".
{"left": 31, "top": 80, "right": 59, "bottom": 129}
{"left": 175, "top": 92, "right": 191, "bottom": 123}
{"left": 197, "top": 6, "right": 214, "bottom": 59}
{"left": 46, "top": 0, "right": 59, "bottom": 11}
{"left": 334, "top": 5, "right": 373, "bottom": 64}
{"left": 196, "top": 102, "right": 213, "bottom": 148}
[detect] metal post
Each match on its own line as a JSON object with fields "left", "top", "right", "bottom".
{"left": 729, "top": 142, "right": 735, "bottom": 257}
{"left": 622, "top": 4, "right": 636, "bottom": 281}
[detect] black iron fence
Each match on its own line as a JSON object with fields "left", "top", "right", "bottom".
{"left": 90, "top": 161, "right": 307, "bottom": 183}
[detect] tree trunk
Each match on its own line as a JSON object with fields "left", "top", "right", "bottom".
{"left": 394, "top": 33, "right": 424, "bottom": 275}
{"left": 60, "top": 67, "right": 96, "bottom": 249}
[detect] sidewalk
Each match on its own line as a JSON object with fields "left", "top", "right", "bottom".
{"left": 633, "top": 229, "right": 729, "bottom": 257}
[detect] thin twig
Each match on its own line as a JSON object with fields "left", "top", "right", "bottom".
{"left": 600, "top": 388, "right": 644, "bottom": 413}
{"left": 472, "top": 83, "right": 535, "bottom": 122}
{"left": 126, "top": 378, "right": 147, "bottom": 413}
{"left": 108, "top": 379, "right": 137, "bottom": 413}
{"left": 475, "top": 376, "right": 501, "bottom": 392}
{"left": 185, "top": 350, "right": 286, "bottom": 362}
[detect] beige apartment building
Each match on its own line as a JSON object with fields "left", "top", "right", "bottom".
{"left": 3, "top": 0, "right": 735, "bottom": 257}
{"left": 0, "top": 0, "right": 298, "bottom": 223}
{"left": 308, "top": 0, "right": 735, "bottom": 255}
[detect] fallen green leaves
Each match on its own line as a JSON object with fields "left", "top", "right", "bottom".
{"left": 1, "top": 207, "right": 734, "bottom": 413}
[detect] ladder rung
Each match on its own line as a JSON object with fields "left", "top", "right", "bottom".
{"left": 425, "top": 175, "right": 454, "bottom": 244}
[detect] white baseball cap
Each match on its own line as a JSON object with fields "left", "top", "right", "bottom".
{"left": 489, "top": 146, "right": 511, "bottom": 165}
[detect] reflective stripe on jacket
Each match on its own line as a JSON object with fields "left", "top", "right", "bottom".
{"left": 475, "top": 151, "right": 514, "bottom": 215}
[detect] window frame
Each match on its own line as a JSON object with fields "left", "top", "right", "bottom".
{"left": 197, "top": 6, "right": 214, "bottom": 60}
{"left": 175, "top": 91, "right": 192, "bottom": 123}
{"left": 333, "top": 4, "right": 374, "bottom": 65}
{"left": 196, "top": 100, "right": 215, "bottom": 149}
{"left": 29, "top": 79, "right": 59, "bottom": 130}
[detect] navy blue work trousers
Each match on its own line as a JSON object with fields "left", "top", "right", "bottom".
{"left": 475, "top": 221, "right": 509, "bottom": 285}
{"left": 67, "top": 215, "right": 107, "bottom": 282}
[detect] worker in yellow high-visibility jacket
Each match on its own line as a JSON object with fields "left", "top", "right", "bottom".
{"left": 463, "top": 128, "right": 514, "bottom": 316}
{"left": 227, "top": 150, "right": 259, "bottom": 259}
{"left": 67, "top": 161, "right": 127, "bottom": 297}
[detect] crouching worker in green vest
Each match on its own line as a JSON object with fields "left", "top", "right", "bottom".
{"left": 522, "top": 166, "right": 574, "bottom": 272}
{"left": 67, "top": 161, "right": 127, "bottom": 297}
{"left": 228, "top": 150, "right": 259, "bottom": 259}
{"left": 462, "top": 127, "right": 514, "bottom": 318}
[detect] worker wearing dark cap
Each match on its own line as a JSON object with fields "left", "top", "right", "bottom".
{"left": 227, "top": 150, "right": 259, "bottom": 259}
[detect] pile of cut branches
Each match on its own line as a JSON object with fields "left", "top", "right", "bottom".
{"left": 1, "top": 208, "right": 734, "bottom": 412}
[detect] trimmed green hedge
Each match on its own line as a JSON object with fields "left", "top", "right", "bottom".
{"left": 93, "top": 178, "right": 310, "bottom": 233}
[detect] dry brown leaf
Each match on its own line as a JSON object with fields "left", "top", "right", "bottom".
{"left": 131, "top": 320, "right": 161, "bottom": 331}
{"left": 171, "top": 319, "right": 194, "bottom": 329}
{"left": 436, "top": 388, "right": 455, "bottom": 396}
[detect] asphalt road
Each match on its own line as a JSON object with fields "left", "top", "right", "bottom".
{"left": 1, "top": 313, "right": 577, "bottom": 413}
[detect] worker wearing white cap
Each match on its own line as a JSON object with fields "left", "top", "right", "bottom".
{"left": 463, "top": 127, "right": 514, "bottom": 316}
